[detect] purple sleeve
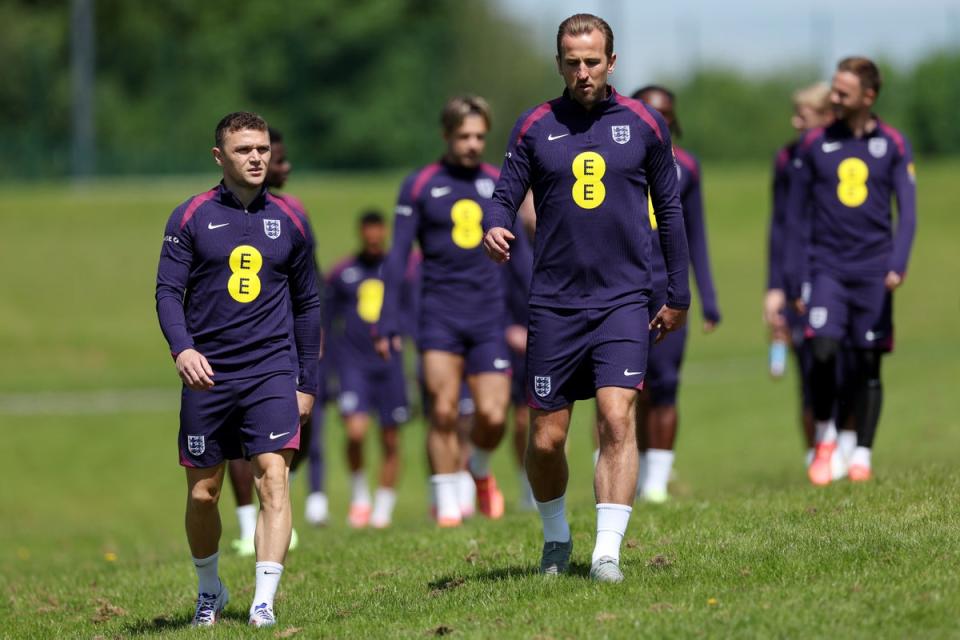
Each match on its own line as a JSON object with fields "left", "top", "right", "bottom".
{"left": 484, "top": 115, "right": 533, "bottom": 233}
{"left": 155, "top": 207, "right": 195, "bottom": 357}
{"left": 288, "top": 232, "right": 322, "bottom": 395}
{"left": 648, "top": 132, "right": 691, "bottom": 310}
{"left": 767, "top": 151, "right": 790, "bottom": 291}
{"left": 783, "top": 144, "right": 814, "bottom": 300}
{"left": 888, "top": 143, "right": 917, "bottom": 277}
{"left": 378, "top": 178, "right": 419, "bottom": 337}
{"left": 681, "top": 162, "right": 720, "bottom": 323}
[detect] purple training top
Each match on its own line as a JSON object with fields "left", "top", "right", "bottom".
{"left": 484, "top": 87, "right": 690, "bottom": 311}
{"left": 155, "top": 182, "right": 322, "bottom": 394}
{"left": 783, "top": 118, "right": 917, "bottom": 297}
{"left": 378, "top": 160, "right": 532, "bottom": 337}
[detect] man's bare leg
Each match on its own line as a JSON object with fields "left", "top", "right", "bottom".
{"left": 185, "top": 464, "right": 228, "bottom": 604}
{"left": 423, "top": 350, "right": 466, "bottom": 525}
{"left": 249, "top": 449, "right": 293, "bottom": 621}
{"left": 592, "top": 386, "right": 640, "bottom": 581}
{"left": 527, "top": 405, "right": 574, "bottom": 573}
{"left": 466, "top": 372, "right": 510, "bottom": 518}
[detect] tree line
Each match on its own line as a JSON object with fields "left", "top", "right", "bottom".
{"left": 2, "top": 0, "right": 957, "bottom": 178}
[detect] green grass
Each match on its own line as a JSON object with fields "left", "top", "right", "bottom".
{"left": 2, "top": 161, "right": 959, "bottom": 638}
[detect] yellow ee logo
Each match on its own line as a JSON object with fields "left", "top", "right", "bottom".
{"left": 227, "top": 245, "right": 263, "bottom": 303}
{"left": 836, "top": 157, "right": 869, "bottom": 208}
{"left": 450, "top": 199, "right": 483, "bottom": 249}
{"left": 356, "top": 278, "right": 385, "bottom": 323}
{"left": 572, "top": 151, "right": 606, "bottom": 209}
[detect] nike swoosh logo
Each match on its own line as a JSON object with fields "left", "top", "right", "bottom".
{"left": 395, "top": 205, "right": 413, "bottom": 217}
{"left": 822, "top": 142, "right": 842, "bottom": 153}
{"left": 207, "top": 222, "right": 230, "bottom": 230}
{"left": 268, "top": 431, "right": 290, "bottom": 440}
{"left": 547, "top": 133, "right": 570, "bottom": 141}
{"left": 623, "top": 369, "right": 644, "bottom": 377}
{"left": 431, "top": 186, "right": 452, "bottom": 198}
{"left": 493, "top": 358, "right": 510, "bottom": 369}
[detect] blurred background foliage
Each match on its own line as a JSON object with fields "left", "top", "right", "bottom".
{"left": 2, "top": 0, "right": 958, "bottom": 178}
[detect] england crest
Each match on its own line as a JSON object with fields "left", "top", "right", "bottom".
{"left": 809, "top": 307, "right": 828, "bottom": 330}
{"left": 534, "top": 375, "right": 552, "bottom": 397}
{"left": 475, "top": 178, "right": 495, "bottom": 199}
{"left": 263, "top": 219, "right": 281, "bottom": 239}
{"left": 187, "top": 435, "right": 205, "bottom": 456}
{"left": 868, "top": 137, "right": 887, "bottom": 158}
{"left": 611, "top": 125, "right": 631, "bottom": 144}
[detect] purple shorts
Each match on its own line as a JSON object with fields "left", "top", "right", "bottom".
{"left": 806, "top": 272, "right": 893, "bottom": 350}
{"left": 419, "top": 313, "right": 511, "bottom": 375}
{"left": 179, "top": 372, "right": 301, "bottom": 468}
{"left": 337, "top": 360, "right": 409, "bottom": 427}
{"left": 526, "top": 300, "right": 650, "bottom": 411}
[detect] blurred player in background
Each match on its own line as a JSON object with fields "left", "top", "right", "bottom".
{"left": 484, "top": 14, "right": 690, "bottom": 582}
{"left": 764, "top": 84, "right": 860, "bottom": 469}
{"left": 326, "top": 211, "right": 410, "bottom": 529}
{"left": 630, "top": 85, "right": 721, "bottom": 503}
{"left": 155, "top": 112, "right": 321, "bottom": 627}
{"left": 227, "top": 126, "right": 325, "bottom": 552}
{"left": 784, "top": 57, "right": 917, "bottom": 485}
{"left": 376, "top": 96, "right": 532, "bottom": 527}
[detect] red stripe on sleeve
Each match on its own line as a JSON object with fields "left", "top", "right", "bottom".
{"left": 516, "top": 102, "right": 553, "bottom": 144}
{"left": 878, "top": 122, "right": 906, "bottom": 156}
{"left": 268, "top": 193, "right": 307, "bottom": 238}
{"left": 411, "top": 163, "right": 442, "bottom": 200}
{"left": 178, "top": 189, "right": 217, "bottom": 230}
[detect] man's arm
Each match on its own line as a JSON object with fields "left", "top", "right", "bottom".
{"left": 782, "top": 143, "right": 814, "bottom": 307}
{"left": 887, "top": 140, "right": 917, "bottom": 289}
{"left": 376, "top": 177, "right": 420, "bottom": 354}
{"left": 287, "top": 233, "right": 323, "bottom": 398}
{"left": 681, "top": 159, "right": 720, "bottom": 328}
{"left": 483, "top": 114, "right": 535, "bottom": 262}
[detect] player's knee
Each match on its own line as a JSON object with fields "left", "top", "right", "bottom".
{"left": 810, "top": 337, "right": 839, "bottom": 366}
{"left": 256, "top": 463, "right": 288, "bottom": 507}
{"left": 529, "top": 426, "right": 565, "bottom": 457}
{"left": 475, "top": 401, "right": 507, "bottom": 430}
{"left": 189, "top": 481, "right": 221, "bottom": 509}
{"left": 430, "top": 399, "right": 459, "bottom": 431}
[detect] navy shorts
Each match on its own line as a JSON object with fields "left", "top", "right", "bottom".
{"left": 337, "top": 360, "right": 409, "bottom": 428}
{"left": 419, "top": 313, "right": 511, "bottom": 375}
{"left": 806, "top": 272, "right": 893, "bottom": 351}
{"left": 526, "top": 300, "right": 650, "bottom": 411}
{"left": 179, "top": 372, "right": 301, "bottom": 468}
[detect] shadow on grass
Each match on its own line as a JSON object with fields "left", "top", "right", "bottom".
{"left": 121, "top": 610, "right": 248, "bottom": 635}
{"left": 429, "top": 561, "right": 592, "bottom": 588}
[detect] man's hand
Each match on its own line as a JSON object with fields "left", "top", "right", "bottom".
{"left": 482, "top": 227, "right": 514, "bottom": 263}
{"left": 176, "top": 348, "right": 215, "bottom": 390}
{"left": 703, "top": 320, "right": 718, "bottom": 334}
{"left": 885, "top": 271, "right": 903, "bottom": 291}
{"left": 296, "top": 391, "right": 315, "bottom": 425}
{"left": 764, "top": 289, "right": 787, "bottom": 329}
{"left": 375, "top": 335, "right": 403, "bottom": 360}
{"left": 649, "top": 306, "right": 688, "bottom": 344}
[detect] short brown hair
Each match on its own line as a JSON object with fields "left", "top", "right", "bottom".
{"left": 215, "top": 111, "right": 268, "bottom": 149}
{"left": 556, "top": 13, "right": 614, "bottom": 59}
{"left": 440, "top": 95, "right": 491, "bottom": 135}
{"left": 837, "top": 56, "right": 882, "bottom": 95}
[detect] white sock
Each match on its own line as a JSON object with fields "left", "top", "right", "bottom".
{"left": 192, "top": 552, "right": 221, "bottom": 595}
{"left": 468, "top": 448, "right": 492, "bottom": 478}
{"left": 636, "top": 451, "right": 649, "bottom": 495}
{"left": 592, "top": 503, "right": 632, "bottom": 564}
{"left": 431, "top": 474, "right": 461, "bottom": 521}
{"left": 236, "top": 504, "right": 257, "bottom": 541}
{"left": 592, "top": 448, "right": 600, "bottom": 468}
{"left": 643, "top": 449, "right": 674, "bottom": 495}
{"left": 350, "top": 471, "right": 370, "bottom": 506}
{"left": 518, "top": 469, "right": 535, "bottom": 507}
{"left": 805, "top": 448, "right": 815, "bottom": 467}
{"left": 371, "top": 487, "right": 397, "bottom": 524}
{"left": 850, "top": 446, "right": 872, "bottom": 468}
{"left": 838, "top": 430, "right": 858, "bottom": 460}
{"left": 815, "top": 419, "right": 837, "bottom": 444}
{"left": 535, "top": 495, "right": 570, "bottom": 543}
{"left": 457, "top": 470, "right": 476, "bottom": 516}
{"left": 251, "top": 561, "right": 283, "bottom": 611}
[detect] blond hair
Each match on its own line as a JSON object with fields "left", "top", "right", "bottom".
{"left": 793, "top": 82, "right": 831, "bottom": 113}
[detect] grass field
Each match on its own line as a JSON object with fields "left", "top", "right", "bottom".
{"left": 2, "top": 160, "right": 959, "bottom": 638}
